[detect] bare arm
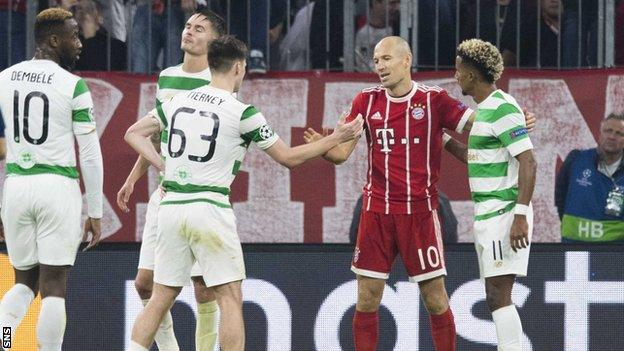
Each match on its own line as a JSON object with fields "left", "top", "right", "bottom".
{"left": 265, "top": 116, "right": 363, "bottom": 169}
{"left": 117, "top": 132, "right": 161, "bottom": 212}
{"left": 510, "top": 149, "right": 538, "bottom": 252}
{"left": 303, "top": 128, "right": 360, "bottom": 164}
{"left": 515, "top": 150, "right": 537, "bottom": 206}
{"left": 125, "top": 133, "right": 161, "bottom": 185}
{"left": 124, "top": 114, "right": 165, "bottom": 172}
{"left": 443, "top": 133, "right": 468, "bottom": 164}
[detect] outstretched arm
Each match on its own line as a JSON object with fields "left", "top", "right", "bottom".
{"left": 303, "top": 127, "right": 360, "bottom": 165}
{"left": 265, "top": 116, "right": 364, "bottom": 168}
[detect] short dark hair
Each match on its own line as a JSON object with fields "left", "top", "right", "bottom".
{"left": 208, "top": 35, "right": 248, "bottom": 73}
{"left": 35, "top": 8, "right": 74, "bottom": 45}
{"left": 195, "top": 6, "right": 226, "bottom": 37}
{"left": 605, "top": 113, "right": 624, "bottom": 122}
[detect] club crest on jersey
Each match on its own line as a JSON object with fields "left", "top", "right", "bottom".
{"left": 17, "top": 151, "right": 36, "bottom": 169}
{"left": 173, "top": 165, "right": 192, "bottom": 185}
{"left": 259, "top": 125, "right": 274, "bottom": 140}
{"left": 410, "top": 103, "right": 426, "bottom": 120}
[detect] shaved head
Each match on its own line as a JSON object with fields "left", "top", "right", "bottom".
{"left": 375, "top": 36, "right": 411, "bottom": 58}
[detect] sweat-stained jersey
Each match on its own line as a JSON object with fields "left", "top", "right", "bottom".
{"left": 154, "top": 85, "right": 279, "bottom": 208}
{"left": 0, "top": 59, "right": 96, "bottom": 179}
{"left": 346, "top": 81, "right": 472, "bottom": 214}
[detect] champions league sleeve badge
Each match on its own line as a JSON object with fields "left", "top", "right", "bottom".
{"left": 259, "top": 125, "right": 275, "bottom": 140}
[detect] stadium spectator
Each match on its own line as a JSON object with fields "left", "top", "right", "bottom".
{"left": 500, "top": 0, "right": 576, "bottom": 67}
{"left": 278, "top": 1, "right": 315, "bottom": 70}
{"left": 96, "top": 0, "right": 129, "bottom": 43}
{"left": 278, "top": 0, "right": 344, "bottom": 71}
{"left": 417, "top": 0, "right": 456, "bottom": 68}
{"left": 74, "top": 0, "right": 127, "bottom": 71}
{"left": 130, "top": 0, "right": 189, "bottom": 73}
{"left": 460, "top": 0, "right": 515, "bottom": 47}
{"left": 354, "top": 0, "right": 399, "bottom": 72}
{"left": 555, "top": 113, "right": 624, "bottom": 242}
{"left": 308, "top": 0, "right": 344, "bottom": 70}
{"left": 0, "top": 0, "right": 27, "bottom": 70}
{"left": 228, "top": 0, "right": 287, "bottom": 73}
{"left": 561, "top": 0, "right": 598, "bottom": 67}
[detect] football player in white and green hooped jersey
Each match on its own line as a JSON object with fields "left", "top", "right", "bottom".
{"left": 116, "top": 7, "right": 226, "bottom": 351}
{"left": 0, "top": 8, "right": 104, "bottom": 351}
{"left": 124, "top": 35, "right": 363, "bottom": 351}
{"left": 446, "top": 39, "right": 537, "bottom": 351}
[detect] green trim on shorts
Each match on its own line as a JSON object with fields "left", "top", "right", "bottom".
{"left": 474, "top": 202, "right": 516, "bottom": 221}
{"left": 6, "top": 163, "right": 79, "bottom": 179}
{"left": 162, "top": 180, "right": 230, "bottom": 195}
{"left": 160, "top": 198, "right": 232, "bottom": 208}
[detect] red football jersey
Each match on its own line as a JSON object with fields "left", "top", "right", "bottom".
{"left": 346, "top": 81, "right": 472, "bottom": 214}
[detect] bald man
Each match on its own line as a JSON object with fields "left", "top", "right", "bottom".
{"left": 304, "top": 36, "right": 519, "bottom": 350}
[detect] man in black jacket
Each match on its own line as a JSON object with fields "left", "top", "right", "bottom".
{"left": 74, "top": 0, "right": 126, "bottom": 71}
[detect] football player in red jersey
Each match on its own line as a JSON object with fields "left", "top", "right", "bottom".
{"left": 305, "top": 36, "right": 534, "bottom": 351}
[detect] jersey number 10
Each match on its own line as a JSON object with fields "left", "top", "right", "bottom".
{"left": 13, "top": 90, "right": 50, "bottom": 145}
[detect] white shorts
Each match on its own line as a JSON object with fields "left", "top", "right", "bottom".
{"left": 137, "top": 190, "right": 203, "bottom": 277}
{"left": 154, "top": 201, "right": 246, "bottom": 287}
{"left": 473, "top": 204, "right": 533, "bottom": 279}
{"left": 1, "top": 174, "right": 82, "bottom": 270}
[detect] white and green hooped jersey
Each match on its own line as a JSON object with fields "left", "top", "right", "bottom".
{"left": 155, "top": 85, "right": 279, "bottom": 208}
{"left": 467, "top": 90, "right": 533, "bottom": 221}
{"left": 156, "top": 64, "right": 212, "bottom": 108}
{"left": 0, "top": 59, "right": 96, "bottom": 179}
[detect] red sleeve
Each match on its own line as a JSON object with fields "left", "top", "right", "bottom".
{"left": 433, "top": 90, "right": 472, "bottom": 133}
{"left": 345, "top": 92, "right": 367, "bottom": 123}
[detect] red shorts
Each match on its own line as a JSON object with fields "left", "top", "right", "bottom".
{"left": 351, "top": 209, "right": 447, "bottom": 282}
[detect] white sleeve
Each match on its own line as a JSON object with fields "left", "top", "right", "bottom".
{"left": 76, "top": 131, "right": 104, "bottom": 218}
{"left": 239, "top": 106, "right": 279, "bottom": 150}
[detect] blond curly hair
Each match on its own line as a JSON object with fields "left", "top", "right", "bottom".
{"left": 456, "top": 39, "right": 504, "bottom": 83}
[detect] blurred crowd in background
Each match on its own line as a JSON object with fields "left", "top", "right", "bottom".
{"left": 1, "top": 0, "right": 623, "bottom": 73}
